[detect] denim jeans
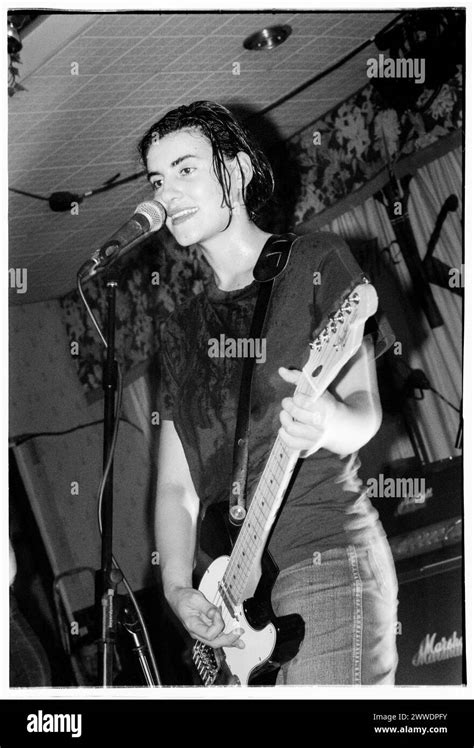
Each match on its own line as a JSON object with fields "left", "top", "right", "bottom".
{"left": 271, "top": 524, "right": 399, "bottom": 685}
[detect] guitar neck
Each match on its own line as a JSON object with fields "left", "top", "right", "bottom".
{"left": 222, "top": 434, "right": 299, "bottom": 606}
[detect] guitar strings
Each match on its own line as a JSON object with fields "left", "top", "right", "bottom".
{"left": 224, "top": 443, "right": 288, "bottom": 598}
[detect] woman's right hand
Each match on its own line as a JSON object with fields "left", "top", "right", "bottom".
{"left": 167, "top": 586, "right": 245, "bottom": 649}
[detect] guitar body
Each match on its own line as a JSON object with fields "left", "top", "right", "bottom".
{"left": 197, "top": 556, "right": 275, "bottom": 685}
{"left": 194, "top": 503, "right": 304, "bottom": 686}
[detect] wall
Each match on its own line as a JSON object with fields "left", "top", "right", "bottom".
{"left": 9, "top": 299, "right": 157, "bottom": 619}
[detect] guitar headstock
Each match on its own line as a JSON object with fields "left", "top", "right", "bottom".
{"left": 301, "top": 280, "right": 378, "bottom": 399}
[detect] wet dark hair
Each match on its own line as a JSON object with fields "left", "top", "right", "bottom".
{"left": 138, "top": 100, "right": 274, "bottom": 220}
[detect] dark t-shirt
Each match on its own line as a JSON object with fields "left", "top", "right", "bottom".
{"left": 160, "top": 232, "right": 379, "bottom": 571}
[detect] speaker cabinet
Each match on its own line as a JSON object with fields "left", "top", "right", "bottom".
{"left": 395, "top": 548, "right": 465, "bottom": 685}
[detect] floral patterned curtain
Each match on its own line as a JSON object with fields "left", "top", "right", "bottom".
{"left": 60, "top": 66, "right": 463, "bottom": 395}
{"left": 287, "top": 66, "right": 462, "bottom": 226}
{"left": 60, "top": 230, "right": 211, "bottom": 395}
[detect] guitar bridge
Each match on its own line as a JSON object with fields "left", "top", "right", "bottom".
{"left": 192, "top": 641, "right": 219, "bottom": 686}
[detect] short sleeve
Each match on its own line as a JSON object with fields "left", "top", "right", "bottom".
{"left": 363, "top": 309, "right": 396, "bottom": 360}
{"left": 311, "top": 232, "right": 367, "bottom": 331}
{"left": 309, "top": 233, "right": 395, "bottom": 360}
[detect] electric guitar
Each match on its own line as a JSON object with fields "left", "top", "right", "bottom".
{"left": 193, "top": 279, "right": 379, "bottom": 685}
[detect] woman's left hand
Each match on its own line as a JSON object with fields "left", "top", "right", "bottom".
{"left": 278, "top": 366, "right": 339, "bottom": 457}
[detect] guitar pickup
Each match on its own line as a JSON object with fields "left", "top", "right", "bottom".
{"left": 217, "top": 581, "right": 237, "bottom": 620}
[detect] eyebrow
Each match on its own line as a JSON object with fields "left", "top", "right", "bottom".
{"left": 147, "top": 154, "right": 197, "bottom": 181}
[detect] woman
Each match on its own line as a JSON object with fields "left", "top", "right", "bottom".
{"left": 139, "top": 101, "right": 398, "bottom": 685}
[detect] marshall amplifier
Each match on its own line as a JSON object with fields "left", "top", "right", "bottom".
{"left": 361, "top": 453, "right": 464, "bottom": 684}
{"left": 368, "top": 455, "right": 463, "bottom": 538}
{"left": 393, "top": 545, "right": 465, "bottom": 685}
{"left": 389, "top": 516, "right": 462, "bottom": 562}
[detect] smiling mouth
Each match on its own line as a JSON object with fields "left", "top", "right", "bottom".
{"left": 170, "top": 208, "right": 198, "bottom": 225}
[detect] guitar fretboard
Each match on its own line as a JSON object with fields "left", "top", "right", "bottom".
{"left": 222, "top": 434, "right": 298, "bottom": 608}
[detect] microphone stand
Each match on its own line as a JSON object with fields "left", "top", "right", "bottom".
{"left": 75, "top": 202, "right": 166, "bottom": 686}
{"left": 94, "top": 270, "right": 159, "bottom": 687}
{"left": 401, "top": 366, "right": 462, "bottom": 461}
{"left": 120, "top": 601, "right": 156, "bottom": 686}
{"left": 97, "top": 269, "right": 122, "bottom": 686}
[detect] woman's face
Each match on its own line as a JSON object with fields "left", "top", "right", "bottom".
{"left": 146, "top": 128, "right": 235, "bottom": 247}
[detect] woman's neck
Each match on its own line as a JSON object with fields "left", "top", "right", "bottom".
{"left": 199, "top": 218, "right": 272, "bottom": 291}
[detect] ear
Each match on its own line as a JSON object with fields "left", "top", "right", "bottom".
{"left": 233, "top": 151, "right": 253, "bottom": 192}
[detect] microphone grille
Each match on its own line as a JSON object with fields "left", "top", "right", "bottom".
{"left": 135, "top": 200, "right": 167, "bottom": 231}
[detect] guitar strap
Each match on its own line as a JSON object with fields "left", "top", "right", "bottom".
{"left": 229, "top": 233, "right": 296, "bottom": 527}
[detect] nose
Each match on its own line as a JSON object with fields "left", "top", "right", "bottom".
{"left": 160, "top": 178, "right": 183, "bottom": 210}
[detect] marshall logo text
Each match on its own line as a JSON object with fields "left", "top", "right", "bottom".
{"left": 412, "top": 631, "right": 463, "bottom": 667}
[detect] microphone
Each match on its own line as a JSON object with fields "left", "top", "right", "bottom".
{"left": 78, "top": 200, "right": 166, "bottom": 281}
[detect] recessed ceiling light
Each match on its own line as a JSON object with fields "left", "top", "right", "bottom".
{"left": 243, "top": 24, "right": 292, "bottom": 51}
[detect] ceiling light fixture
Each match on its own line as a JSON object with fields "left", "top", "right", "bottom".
{"left": 243, "top": 24, "right": 292, "bottom": 51}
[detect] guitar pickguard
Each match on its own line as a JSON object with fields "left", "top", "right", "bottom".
{"left": 196, "top": 555, "right": 277, "bottom": 686}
